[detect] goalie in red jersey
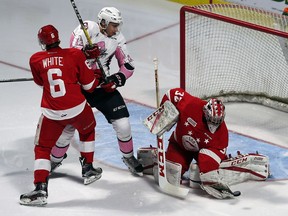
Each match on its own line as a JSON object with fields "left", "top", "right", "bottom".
{"left": 19, "top": 25, "right": 102, "bottom": 206}
{"left": 161, "top": 88, "right": 228, "bottom": 174}
{"left": 141, "top": 88, "right": 269, "bottom": 199}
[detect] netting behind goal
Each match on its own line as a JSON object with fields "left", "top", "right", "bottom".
{"left": 180, "top": 4, "right": 288, "bottom": 112}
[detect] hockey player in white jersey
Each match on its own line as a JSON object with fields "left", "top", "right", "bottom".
{"left": 50, "top": 7, "right": 143, "bottom": 175}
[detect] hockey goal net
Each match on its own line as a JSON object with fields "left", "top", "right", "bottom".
{"left": 180, "top": 4, "right": 288, "bottom": 112}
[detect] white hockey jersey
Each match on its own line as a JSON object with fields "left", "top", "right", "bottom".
{"left": 70, "top": 20, "right": 134, "bottom": 79}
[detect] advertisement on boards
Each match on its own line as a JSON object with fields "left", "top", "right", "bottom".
{"left": 171, "top": 0, "right": 288, "bottom": 14}
{"left": 226, "top": 0, "right": 288, "bottom": 14}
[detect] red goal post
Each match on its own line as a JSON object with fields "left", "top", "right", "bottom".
{"left": 180, "top": 4, "right": 288, "bottom": 112}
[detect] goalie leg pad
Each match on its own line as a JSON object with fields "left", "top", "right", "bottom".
{"left": 189, "top": 163, "right": 201, "bottom": 189}
{"left": 153, "top": 160, "right": 182, "bottom": 186}
{"left": 219, "top": 153, "right": 270, "bottom": 184}
{"left": 137, "top": 146, "right": 158, "bottom": 174}
{"left": 189, "top": 153, "right": 270, "bottom": 187}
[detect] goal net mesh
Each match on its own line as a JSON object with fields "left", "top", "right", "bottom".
{"left": 180, "top": 4, "right": 288, "bottom": 112}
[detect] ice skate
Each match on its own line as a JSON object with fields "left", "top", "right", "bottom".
{"left": 19, "top": 183, "right": 48, "bottom": 206}
{"left": 50, "top": 153, "right": 67, "bottom": 173}
{"left": 79, "top": 157, "right": 102, "bottom": 185}
{"left": 122, "top": 155, "right": 144, "bottom": 176}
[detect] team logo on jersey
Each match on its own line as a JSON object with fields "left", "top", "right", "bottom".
{"left": 182, "top": 135, "right": 199, "bottom": 151}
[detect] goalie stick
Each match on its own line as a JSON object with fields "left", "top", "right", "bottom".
{"left": 69, "top": 0, "right": 107, "bottom": 82}
{"left": 153, "top": 57, "right": 189, "bottom": 198}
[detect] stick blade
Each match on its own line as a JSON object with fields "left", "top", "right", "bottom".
{"left": 159, "top": 178, "right": 190, "bottom": 198}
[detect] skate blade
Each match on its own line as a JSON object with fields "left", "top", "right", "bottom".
{"left": 131, "top": 170, "right": 143, "bottom": 177}
{"left": 124, "top": 163, "right": 144, "bottom": 176}
{"left": 19, "top": 197, "right": 47, "bottom": 206}
{"left": 84, "top": 174, "right": 102, "bottom": 185}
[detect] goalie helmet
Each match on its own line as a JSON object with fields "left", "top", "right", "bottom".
{"left": 203, "top": 98, "right": 225, "bottom": 134}
{"left": 37, "top": 25, "right": 60, "bottom": 50}
{"left": 97, "top": 7, "right": 123, "bottom": 29}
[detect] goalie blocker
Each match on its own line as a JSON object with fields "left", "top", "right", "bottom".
{"left": 137, "top": 147, "right": 270, "bottom": 188}
{"left": 143, "top": 100, "right": 179, "bottom": 136}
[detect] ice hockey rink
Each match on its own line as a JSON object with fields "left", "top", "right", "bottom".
{"left": 1, "top": 0, "right": 288, "bottom": 215}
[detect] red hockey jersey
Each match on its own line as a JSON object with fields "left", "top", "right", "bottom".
{"left": 29, "top": 47, "right": 97, "bottom": 120}
{"left": 161, "top": 88, "right": 228, "bottom": 152}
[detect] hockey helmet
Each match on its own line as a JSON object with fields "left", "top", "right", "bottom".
{"left": 38, "top": 25, "right": 60, "bottom": 49}
{"left": 97, "top": 7, "right": 123, "bottom": 29}
{"left": 203, "top": 98, "right": 225, "bottom": 133}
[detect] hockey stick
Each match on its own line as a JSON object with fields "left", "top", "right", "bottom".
{"left": 0, "top": 78, "right": 33, "bottom": 83}
{"left": 69, "top": 0, "right": 107, "bottom": 82}
{"left": 153, "top": 58, "right": 189, "bottom": 198}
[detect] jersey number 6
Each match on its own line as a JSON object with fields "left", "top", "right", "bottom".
{"left": 47, "top": 68, "right": 66, "bottom": 98}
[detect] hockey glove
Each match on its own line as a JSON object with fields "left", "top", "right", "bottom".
{"left": 83, "top": 44, "right": 100, "bottom": 59}
{"left": 101, "top": 72, "right": 126, "bottom": 93}
{"left": 93, "top": 69, "right": 104, "bottom": 86}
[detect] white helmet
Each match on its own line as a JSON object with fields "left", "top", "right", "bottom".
{"left": 203, "top": 98, "right": 225, "bottom": 133}
{"left": 97, "top": 7, "right": 123, "bottom": 29}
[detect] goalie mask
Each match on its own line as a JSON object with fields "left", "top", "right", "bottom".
{"left": 38, "top": 25, "right": 60, "bottom": 50}
{"left": 203, "top": 98, "right": 225, "bottom": 134}
{"left": 97, "top": 7, "right": 123, "bottom": 33}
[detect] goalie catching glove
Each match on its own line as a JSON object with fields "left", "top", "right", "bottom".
{"left": 83, "top": 44, "right": 101, "bottom": 59}
{"left": 199, "top": 170, "right": 241, "bottom": 199}
{"left": 101, "top": 72, "right": 126, "bottom": 93}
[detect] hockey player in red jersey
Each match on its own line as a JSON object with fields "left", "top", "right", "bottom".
{"left": 161, "top": 88, "right": 228, "bottom": 175}
{"left": 160, "top": 88, "right": 233, "bottom": 198}
{"left": 50, "top": 7, "right": 143, "bottom": 175}
{"left": 141, "top": 87, "right": 269, "bottom": 199}
{"left": 20, "top": 25, "right": 102, "bottom": 206}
